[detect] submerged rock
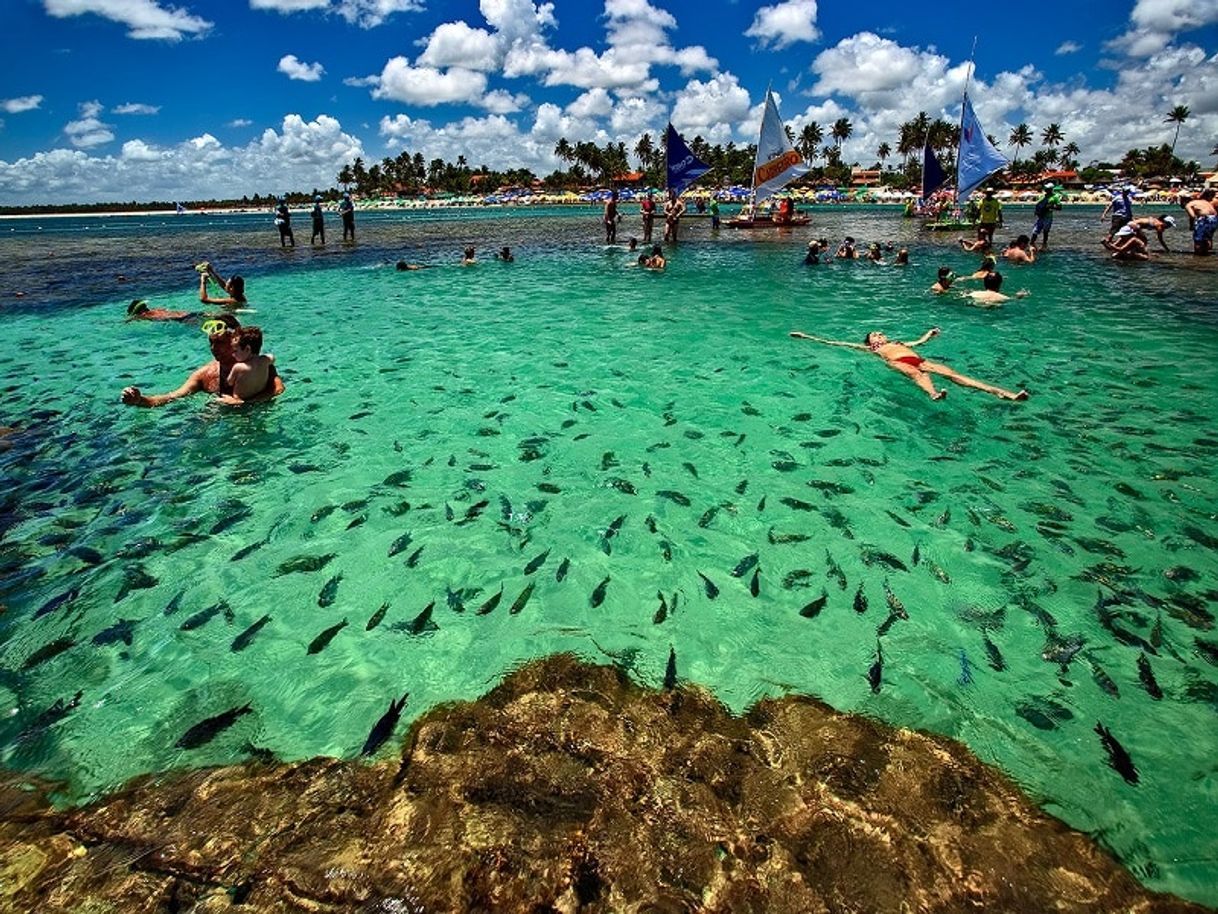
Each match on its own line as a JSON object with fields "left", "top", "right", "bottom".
{"left": 0, "top": 654, "right": 1208, "bottom": 912}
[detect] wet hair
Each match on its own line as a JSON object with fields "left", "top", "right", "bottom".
{"left": 1014, "top": 235, "right": 1030, "bottom": 247}
{"left": 232, "top": 326, "right": 263, "bottom": 356}
{"left": 863, "top": 331, "right": 882, "bottom": 346}
{"left": 228, "top": 276, "right": 246, "bottom": 301}
{"left": 1201, "top": 188, "right": 1215, "bottom": 201}
{"left": 937, "top": 266, "right": 953, "bottom": 281}
{"left": 396, "top": 260, "right": 409, "bottom": 271}
{"left": 651, "top": 244, "right": 662, "bottom": 255}
{"left": 983, "top": 271, "right": 1004, "bottom": 292}
{"left": 464, "top": 246, "right": 475, "bottom": 258}
{"left": 208, "top": 312, "right": 242, "bottom": 331}
{"left": 895, "top": 248, "right": 909, "bottom": 263}
{"left": 127, "top": 299, "right": 150, "bottom": 316}
{"left": 637, "top": 254, "right": 649, "bottom": 265}
{"left": 981, "top": 255, "right": 996, "bottom": 268}
{"left": 499, "top": 246, "right": 511, "bottom": 257}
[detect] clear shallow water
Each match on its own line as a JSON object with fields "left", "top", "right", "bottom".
{"left": 1, "top": 208, "right": 1217, "bottom": 905}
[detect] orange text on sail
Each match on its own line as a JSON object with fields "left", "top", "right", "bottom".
{"left": 754, "top": 150, "right": 802, "bottom": 186}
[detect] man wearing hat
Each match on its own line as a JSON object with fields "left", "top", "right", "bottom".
{"left": 340, "top": 191, "right": 356, "bottom": 242}
{"left": 1030, "top": 182, "right": 1062, "bottom": 250}
{"left": 1102, "top": 186, "right": 1134, "bottom": 240}
{"left": 310, "top": 196, "right": 326, "bottom": 245}
{"left": 1104, "top": 213, "right": 1175, "bottom": 257}
{"left": 274, "top": 198, "right": 294, "bottom": 248}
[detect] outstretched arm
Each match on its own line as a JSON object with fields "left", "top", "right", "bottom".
{"left": 1155, "top": 229, "right": 1170, "bottom": 252}
{"left": 906, "top": 327, "right": 941, "bottom": 347}
{"left": 121, "top": 366, "right": 209, "bottom": 407}
{"left": 789, "top": 331, "right": 867, "bottom": 350}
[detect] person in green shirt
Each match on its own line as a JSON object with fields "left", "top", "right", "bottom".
{"left": 977, "top": 189, "right": 1003, "bottom": 244}
{"left": 709, "top": 197, "right": 720, "bottom": 229}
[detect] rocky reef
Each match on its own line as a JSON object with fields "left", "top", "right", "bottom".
{"left": 0, "top": 654, "right": 1209, "bottom": 913}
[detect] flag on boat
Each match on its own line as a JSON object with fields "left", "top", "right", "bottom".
{"left": 921, "top": 142, "right": 948, "bottom": 200}
{"left": 956, "top": 93, "right": 1007, "bottom": 202}
{"left": 752, "top": 90, "right": 808, "bottom": 203}
{"left": 665, "top": 123, "right": 710, "bottom": 196}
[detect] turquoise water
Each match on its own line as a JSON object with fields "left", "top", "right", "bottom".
{"left": 1, "top": 208, "right": 1217, "bottom": 904}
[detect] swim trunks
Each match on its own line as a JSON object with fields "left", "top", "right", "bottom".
{"left": 1193, "top": 214, "right": 1217, "bottom": 245}
{"left": 894, "top": 355, "right": 925, "bottom": 368}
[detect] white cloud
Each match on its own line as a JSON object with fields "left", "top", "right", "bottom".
{"left": 3, "top": 95, "right": 44, "bottom": 114}
{"left": 278, "top": 54, "right": 325, "bottom": 81}
{"left": 370, "top": 59, "right": 488, "bottom": 106}
{"left": 228, "top": 118, "right": 252, "bottom": 127}
{"left": 249, "top": 0, "right": 423, "bottom": 28}
{"left": 417, "top": 21, "right": 500, "bottom": 70}
{"left": 1109, "top": 0, "right": 1218, "bottom": 56}
{"left": 479, "top": 89, "right": 530, "bottom": 113}
{"left": 745, "top": 0, "right": 820, "bottom": 49}
{"left": 64, "top": 100, "right": 114, "bottom": 148}
{"left": 113, "top": 102, "right": 159, "bottom": 115}
{"left": 43, "top": 0, "right": 211, "bottom": 40}
{"left": 1055, "top": 41, "right": 1082, "bottom": 55}
{"left": 566, "top": 88, "right": 614, "bottom": 119}
{"left": 672, "top": 73, "right": 753, "bottom": 144}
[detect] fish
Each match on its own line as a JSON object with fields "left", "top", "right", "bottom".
{"left": 524, "top": 549, "right": 550, "bottom": 576}
{"left": 600, "top": 514, "right": 627, "bottom": 554}
{"left": 231, "top": 614, "right": 272, "bottom": 652}
{"left": 867, "top": 641, "right": 883, "bottom": 693}
{"left": 555, "top": 557, "right": 571, "bottom": 582}
{"left": 607, "top": 478, "right": 637, "bottom": 495}
{"left": 876, "top": 612, "right": 902, "bottom": 637}
{"left": 387, "top": 531, "right": 414, "bottom": 557}
{"left": 853, "top": 582, "right": 868, "bottom": 614}
{"left": 176, "top": 704, "right": 253, "bottom": 750}
{"left": 477, "top": 587, "right": 504, "bottom": 616}
{"left": 653, "top": 591, "right": 669, "bottom": 624}
{"left": 861, "top": 547, "right": 909, "bottom": 573}
{"left": 405, "top": 602, "right": 437, "bottom": 635}
{"left": 383, "top": 501, "right": 412, "bottom": 517}
{"left": 601, "top": 452, "right": 618, "bottom": 470}
{"left": 663, "top": 646, "right": 678, "bottom": 690}
{"left": 590, "top": 576, "right": 610, "bottom": 608}
{"left": 230, "top": 540, "right": 266, "bottom": 562}
{"left": 882, "top": 579, "right": 909, "bottom": 619}
{"left": 455, "top": 499, "right": 491, "bottom": 525}
{"left": 659, "top": 540, "right": 673, "bottom": 561}
{"left": 757, "top": 495, "right": 766, "bottom": 511}
{"left": 820, "top": 506, "right": 855, "bottom": 539}
{"left": 33, "top": 586, "right": 81, "bottom": 621}
{"left": 682, "top": 462, "right": 699, "bottom": 479}
{"left": 925, "top": 560, "right": 952, "bottom": 584}
{"left": 445, "top": 503, "right": 455, "bottom": 521}
{"left": 208, "top": 504, "right": 252, "bottom": 536}
{"left": 799, "top": 590, "right": 828, "bottom": 619}
{"left": 92, "top": 618, "right": 137, "bottom": 647}
{"left": 317, "top": 574, "right": 342, "bottom": 609}
{"left": 1136, "top": 653, "right": 1163, "bottom": 700}
{"left": 1042, "top": 634, "right": 1085, "bottom": 670}
{"left": 697, "top": 506, "right": 719, "bottom": 528}
{"left": 162, "top": 590, "right": 185, "bottom": 616}
{"left": 366, "top": 602, "right": 388, "bottom": 631}
{"left": 826, "top": 552, "right": 847, "bottom": 590}
{"left": 768, "top": 528, "right": 811, "bottom": 545}
{"left": 735, "top": 479, "right": 749, "bottom": 495}
{"left": 537, "top": 482, "right": 561, "bottom": 494}
{"left": 361, "top": 693, "right": 409, "bottom": 756}
{"left": 731, "top": 553, "right": 760, "bottom": 578}
{"left": 382, "top": 469, "right": 414, "bottom": 487}
{"left": 934, "top": 508, "right": 951, "bottom": 527}
{"left": 310, "top": 505, "right": 337, "bottom": 523}
{"left": 807, "top": 480, "right": 854, "bottom": 496}
{"left": 404, "top": 546, "right": 424, "bottom": 568}
{"left": 1094, "top": 721, "right": 1139, "bottom": 785}
{"left": 1089, "top": 659, "right": 1120, "bottom": 698}
{"left": 982, "top": 635, "right": 1006, "bottom": 672}
{"left": 19, "top": 690, "right": 83, "bottom": 741}
{"left": 1197, "top": 637, "right": 1218, "bottom": 667}
{"left": 275, "top": 553, "right": 337, "bottom": 576}
{"left": 957, "top": 648, "right": 974, "bottom": 686}
{"left": 656, "top": 490, "right": 691, "bottom": 506}
{"left": 783, "top": 570, "right": 815, "bottom": 590}
{"left": 22, "top": 637, "right": 76, "bottom": 670}
{"left": 307, "top": 618, "right": 348, "bottom": 655}
{"left": 780, "top": 497, "right": 815, "bottom": 512}
{"left": 181, "top": 601, "right": 231, "bottom": 631}
{"left": 115, "top": 565, "right": 158, "bottom": 603}
{"left": 69, "top": 545, "right": 106, "bottom": 566}
{"left": 509, "top": 582, "right": 535, "bottom": 615}
{"left": 750, "top": 567, "right": 760, "bottom": 598}
{"left": 911, "top": 543, "right": 921, "bottom": 567}
{"left": 1150, "top": 612, "right": 1163, "bottom": 648}
{"left": 645, "top": 515, "right": 658, "bottom": 534}
{"left": 698, "top": 572, "right": 719, "bottom": 600}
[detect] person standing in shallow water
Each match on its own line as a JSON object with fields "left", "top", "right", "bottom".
{"left": 604, "top": 189, "right": 619, "bottom": 244}
{"left": 789, "top": 327, "right": 1028, "bottom": 401}
{"left": 640, "top": 192, "right": 656, "bottom": 243}
{"left": 310, "top": 196, "right": 325, "bottom": 245}
{"left": 664, "top": 190, "right": 685, "bottom": 242}
{"left": 340, "top": 192, "right": 355, "bottom": 242}
{"left": 274, "top": 199, "right": 294, "bottom": 248}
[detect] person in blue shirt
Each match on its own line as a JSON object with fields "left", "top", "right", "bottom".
{"left": 1102, "top": 186, "right": 1133, "bottom": 240}
{"left": 339, "top": 192, "right": 355, "bottom": 242}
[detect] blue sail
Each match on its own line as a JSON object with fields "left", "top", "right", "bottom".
{"left": 921, "top": 143, "right": 947, "bottom": 200}
{"left": 956, "top": 93, "right": 1007, "bottom": 202}
{"left": 666, "top": 123, "right": 710, "bottom": 196}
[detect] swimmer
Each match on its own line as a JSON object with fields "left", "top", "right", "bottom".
{"left": 894, "top": 248, "right": 909, "bottom": 265}
{"left": 461, "top": 246, "right": 477, "bottom": 265}
{"left": 961, "top": 254, "right": 997, "bottom": 280}
{"left": 125, "top": 300, "right": 198, "bottom": 323}
{"left": 1003, "top": 235, "right": 1036, "bottom": 264}
{"left": 494, "top": 246, "right": 515, "bottom": 262}
{"left": 865, "top": 243, "right": 885, "bottom": 263}
{"left": 645, "top": 244, "right": 666, "bottom": 269}
{"left": 196, "top": 262, "right": 247, "bottom": 307}
{"left": 222, "top": 326, "right": 275, "bottom": 404}
{"left": 958, "top": 232, "right": 991, "bottom": 253}
{"left": 789, "top": 327, "right": 1028, "bottom": 402}
{"left": 804, "top": 240, "right": 824, "bottom": 265}
{"left": 835, "top": 237, "right": 858, "bottom": 259}
{"left": 395, "top": 260, "right": 428, "bottom": 271}
{"left": 931, "top": 267, "right": 955, "bottom": 294}
{"left": 966, "top": 271, "right": 1029, "bottom": 307}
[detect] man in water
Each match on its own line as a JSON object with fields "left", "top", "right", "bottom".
{"left": 1102, "top": 186, "right": 1134, "bottom": 240}
{"left": 640, "top": 192, "right": 656, "bottom": 243}
{"left": 125, "top": 300, "right": 199, "bottom": 323}
{"left": 1030, "top": 183, "right": 1061, "bottom": 249}
{"left": 340, "top": 192, "right": 355, "bottom": 242}
{"left": 1181, "top": 189, "right": 1217, "bottom": 255}
{"left": 930, "top": 267, "right": 955, "bottom": 294}
{"left": 663, "top": 190, "right": 685, "bottom": 242}
{"left": 310, "top": 196, "right": 325, "bottom": 245}
{"left": 1103, "top": 214, "right": 1174, "bottom": 255}
{"left": 1003, "top": 235, "right": 1037, "bottom": 264}
{"left": 603, "top": 189, "right": 619, "bottom": 244}
{"left": 494, "top": 246, "right": 515, "bottom": 262}
{"left": 977, "top": 188, "right": 1003, "bottom": 245}
{"left": 120, "top": 321, "right": 284, "bottom": 408}
{"left": 789, "top": 327, "right": 1028, "bottom": 401}
{"left": 274, "top": 198, "right": 294, "bottom": 248}
{"left": 966, "top": 271, "right": 1029, "bottom": 306}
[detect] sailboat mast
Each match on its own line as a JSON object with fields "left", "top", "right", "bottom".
{"left": 955, "top": 37, "right": 978, "bottom": 203}
{"left": 748, "top": 83, "right": 771, "bottom": 209}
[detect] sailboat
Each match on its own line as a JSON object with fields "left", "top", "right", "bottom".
{"left": 728, "top": 88, "right": 810, "bottom": 228}
{"left": 665, "top": 123, "right": 710, "bottom": 198}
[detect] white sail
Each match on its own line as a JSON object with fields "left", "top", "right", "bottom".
{"left": 752, "top": 90, "right": 809, "bottom": 203}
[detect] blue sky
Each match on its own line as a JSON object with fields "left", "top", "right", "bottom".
{"left": 1, "top": 0, "right": 1215, "bottom": 204}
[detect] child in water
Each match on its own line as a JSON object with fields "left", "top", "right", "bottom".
{"left": 224, "top": 326, "right": 275, "bottom": 401}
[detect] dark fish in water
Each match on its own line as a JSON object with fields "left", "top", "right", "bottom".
{"left": 387, "top": 531, "right": 414, "bottom": 557}
{"left": 607, "top": 477, "right": 637, "bottom": 495}
{"left": 231, "top": 614, "right": 272, "bottom": 652}
{"left": 33, "top": 586, "right": 80, "bottom": 621}
{"left": 456, "top": 499, "right": 490, "bottom": 524}
{"left": 1095, "top": 721, "right": 1139, "bottom": 785}
{"left": 876, "top": 612, "right": 901, "bottom": 637}
{"left": 861, "top": 547, "right": 909, "bottom": 573}
{"left": 982, "top": 635, "right": 1006, "bottom": 672}
{"left": 366, "top": 602, "right": 388, "bottom": 631}
{"left": 1136, "top": 653, "right": 1163, "bottom": 699}
{"left": 538, "top": 482, "right": 561, "bottom": 494}
{"left": 656, "top": 490, "right": 691, "bottom": 506}
{"left": 925, "top": 559, "right": 951, "bottom": 584}
{"left": 555, "top": 557, "right": 570, "bottom": 582}
{"left": 590, "top": 576, "right": 610, "bottom": 608}
{"left": 115, "top": 565, "right": 158, "bottom": 603}
{"left": 1016, "top": 701, "right": 1068, "bottom": 731}
{"left": 361, "top": 693, "right": 409, "bottom": 756}
{"left": 499, "top": 495, "right": 513, "bottom": 521}
{"left": 750, "top": 567, "right": 760, "bottom": 597}
{"left": 1089, "top": 659, "right": 1119, "bottom": 698}
{"left": 600, "top": 514, "right": 627, "bottom": 554}
{"left": 959, "top": 603, "right": 1004, "bottom": 631}
{"left": 382, "top": 469, "right": 414, "bottom": 487}
{"left": 807, "top": 480, "right": 854, "bottom": 496}
{"left": 826, "top": 552, "right": 847, "bottom": 590}
{"left": 653, "top": 591, "right": 669, "bottom": 624}
{"left": 22, "top": 637, "right": 76, "bottom": 670}
{"left": 768, "top": 528, "right": 811, "bottom": 545}
{"left": 1164, "top": 565, "right": 1200, "bottom": 583}
{"left": 69, "top": 546, "right": 105, "bottom": 566}
{"left": 405, "top": 602, "right": 438, "bottom": 635}
{"left": 735, "top": 479, "right": 749, "bottom": 495}
{"left": 383, "top": 501, "right": 412, "bottom": 517}
{"left": 682, "top": 462, "right": 699, "bottom": 478}
{"left": 445, "top": 503, "right": 455, "bottom": 521}
{"left": 659, "top": 540, "right": 673, "bottom": 561}
{"left": 697, "top": 506, "right": 719, "bottom": 528}
{"left": 885, "top": 510, "right": 912, "bottom": 529}
{"left": 853, "top": 582, "right": 868, "bottom": 614}
{"left": 209, "top": 504, "right": 252, "bottom": 536}
{"left": 800, "top": 590, "right": 828, "bottom": 619}
{"left": 318, "top": 574, "right": 342, "bottom": 608}
{"left": 162, "top": 590, "right": 185, "bottom": 616}
{"left": 310, "top": 505, "right": 337, "bottom": 523}
{"left": 867, "top": 641, "right": 883, "bottom": 693}
{"left": 404, "top": 546, "right": 424, "bottom": 568}
{"left": 92, "top": 618, "right": 137, "bottom": 647}
{"left": 307, "top": 618, "right": 348, "bottom": 654}
{"left": 780, "top": 497, "right": 815, "bottom": 512}
{"left": 644, "top": 515, "right": 658, "bottom": 534}
{"left": 181, "top": 601, "right": 231, "bottom": 631}
{"left": 663, "top": 646, "right": 678, "bottom": 690}
{"left": 1196, "top": 637, "right": 1218, "bottom": 667}
{"left": 757, "top": 495, "right": 766, "bottom": 511}
{"left": 1042, "top": 633, "right": 1085, "bottom": 670}
{"left": 820, "top": 506, "right": 854, "bottom": 539}
{"left": 883, "top": 579, "right": 908, "bottom": 619}
{"left": 783, "top": 569, "right": 815, "bottom": 589}
{"left": 601, "top": 452, "right": 618, "bottom": 470}
{"left": 732, "top": 553, "right": 760, "bottom": 578}
{"left": 957, "top": 649, "right": 974, "bottom": 686}
{"left": 1150, "top": 612, "right": 1163, "bottom": 648}
{"left": 275, "top": 553, "right": 336, "bottom": 576}
{"left": 509, "top": 582, "right": 535, "bottom": 615}
{"left": 477, "top": 587, "right": 504, "bottom": 616}
{"left": 19, "top": 690, "right": 83, "bottom": 741}
{"left": 176, "top": 703, "right": 253, "bottom": 750}
{"left": 934, "top": 508, "right": 951, "bottom": 527}
{"left": 230, "top": 539, "right": 266, "bottom": 562}
{"left": 698, "top": 572, "right": 719, "bottom": 600}
{"left": 524, "top": 548, "right": 551, "bottom": 575}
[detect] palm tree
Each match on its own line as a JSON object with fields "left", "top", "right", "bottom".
{"left": 1008, "top": 123, "right": 1032, "bottom": 163}
{"left": 1060, "top": 142, "right": 1081, "bottom": 170}
{"left": 798, "top": 122, "right": 823, "bottom": 162}
{"left": 1040, "top": 123, "right": 1064, "bottom": 164}
{"left": 553, "top": 137, "right": 573, "bottom": 164}
{"left": 634, "top": 133, "right": 654, "bottom": 170}
{"left": 1164, "top": 105, "right": 1190, "bottom": 156}
{"left": 831, "top": 117, "right": 853, "bottom": 150}
{"left": 877, "top": 142, "right": 891, "bottom": 171}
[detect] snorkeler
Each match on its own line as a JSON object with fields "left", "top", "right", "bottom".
{"left": 125, "top": 300, "right": 199, "bottom": 323}
{"left": 931, "top": 267, "right": 955, "bottom": 294}
{"left": 966, "top": 271, "right": 1029, "bottom": 307}
{"left": 789, "top": 327, "right": 1028, "bottom": 402}
{"left": 196, "top": 262, "right": 247, "bottom": 308}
